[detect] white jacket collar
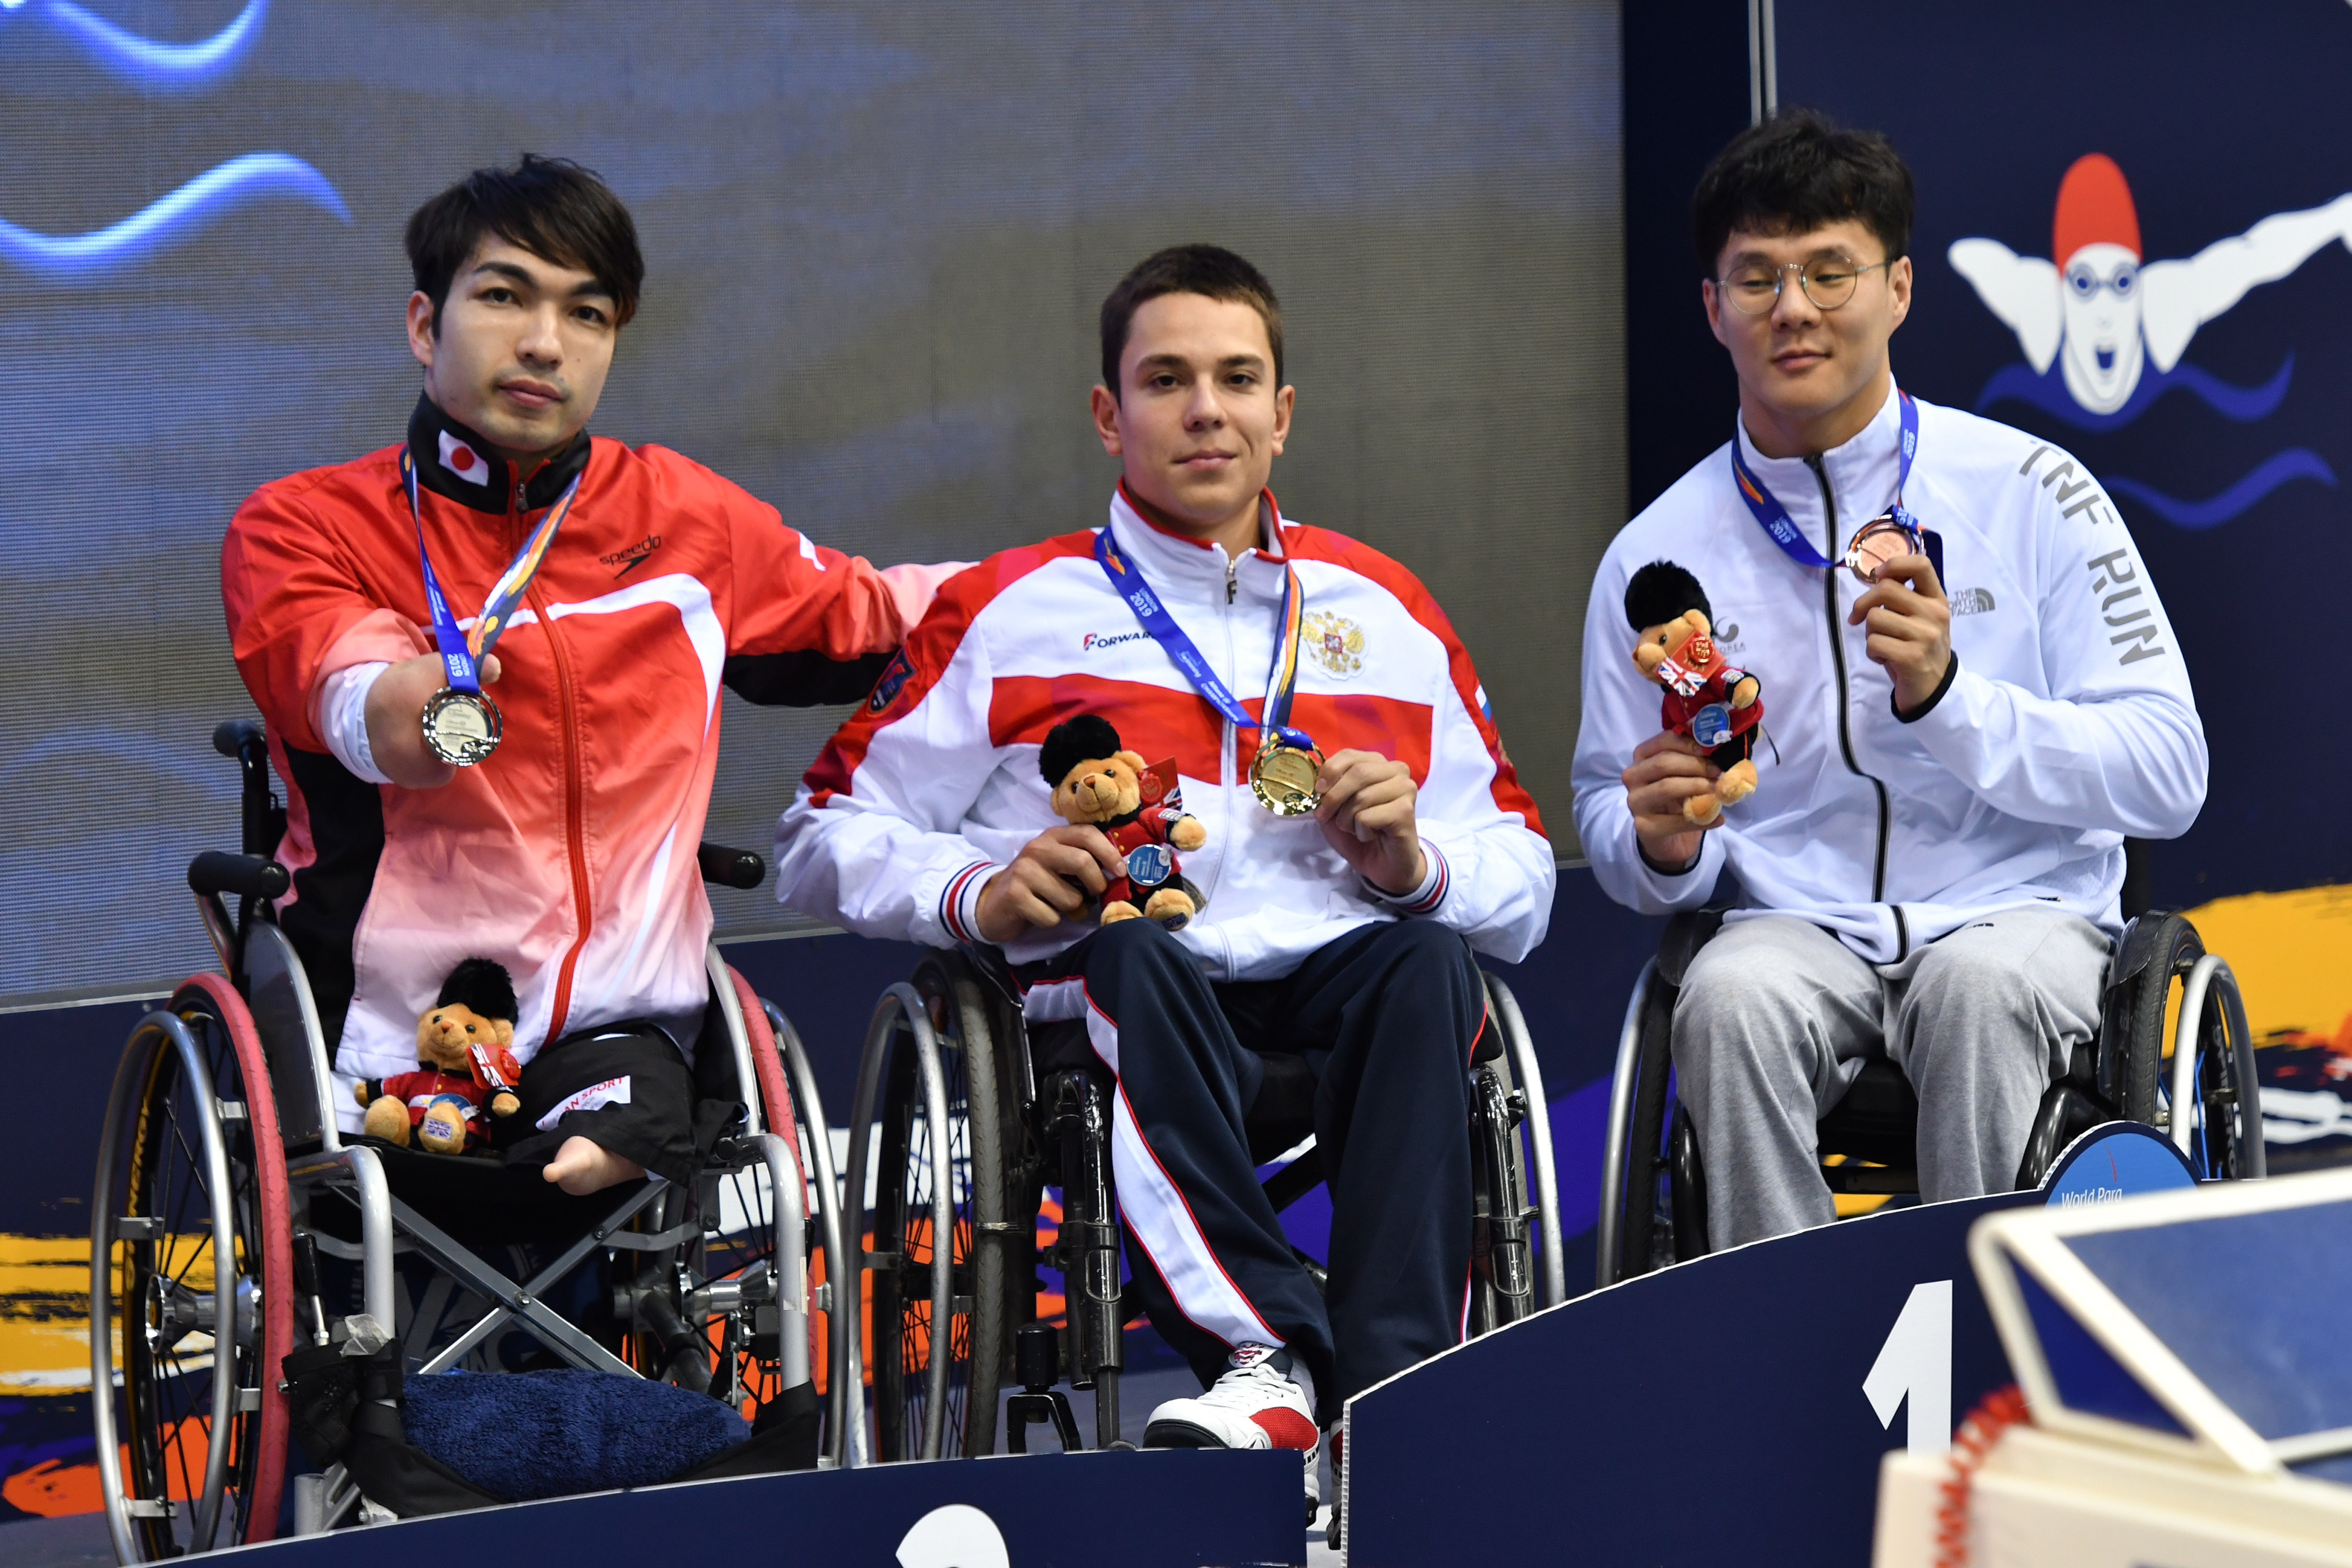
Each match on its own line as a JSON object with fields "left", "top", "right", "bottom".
{"left": 1733, "top": 381, "right": 1907, "bottom": 539}
{"left": 1104, "top": 485, "right": 1292, "bottom": 607}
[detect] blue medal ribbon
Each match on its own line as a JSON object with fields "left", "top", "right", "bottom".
{"left": 401, "top": 447, "right": 582, "bottom": 693}
{"left": 1731, "top": 389, "right": 1936, "bottom": 574}
{"left": 1093, "top": 525, "right": 1316, "bottom": 755}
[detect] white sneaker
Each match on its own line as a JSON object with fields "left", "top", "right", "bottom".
{"left": 1144, "top": 1343, "right": 1319, "bottom": 1518}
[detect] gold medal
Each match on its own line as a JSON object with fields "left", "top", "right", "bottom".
{"left": 1250, "top": 744, "right": 1323, "bottom": 817}
{"left": 421, "top": 687, "right": 502, "bottom": 766}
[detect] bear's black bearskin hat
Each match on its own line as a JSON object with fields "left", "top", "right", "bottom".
{"left": 1040, "top": 714, "right": 1125, "bottom": 786}
{"left": 435, "top": 958, "right": 518, "bottom": 1022}
{"left": 1624, "top": 559, "right": 1712, "bottom": 632}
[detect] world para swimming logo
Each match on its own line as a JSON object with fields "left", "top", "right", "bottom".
{"left": 1951, "top": 154, "right": 2350, "bottom": 529}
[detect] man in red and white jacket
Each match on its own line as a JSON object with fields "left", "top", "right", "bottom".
{"left": 776, "top": 247, "right": 1552, "bottom": 1500}
{"left": 225, "top": 157, "right": 955, "bottom": 1195}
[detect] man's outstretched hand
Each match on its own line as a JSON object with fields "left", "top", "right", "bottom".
{"left": 974, "top": 825, "right": 1127, "bottom": 944}
{"left": 364, "top": 650, "right": 502, "bottom": 789}
{"left": 1313, "top": 749, "right": 1426, "bottom": 896}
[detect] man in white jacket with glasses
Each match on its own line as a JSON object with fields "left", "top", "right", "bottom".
{"left": 1573, "top": 111, "right": 2206, "bottom": 1250}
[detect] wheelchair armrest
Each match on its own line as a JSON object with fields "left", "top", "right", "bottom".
{"left": 1656, "top": 906, "right": 1730, "bottom": 987}
{"left": 697, "top": 843, "right": 766, "bottom": 889}
{"left": 189, "top": 850, "right": 289, "bottom": 900}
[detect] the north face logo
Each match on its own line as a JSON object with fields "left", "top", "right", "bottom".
{"left": 439, "top": 429, "right": 491, "bottom": 487}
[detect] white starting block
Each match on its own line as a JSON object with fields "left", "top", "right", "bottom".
{"left": 1874, "top": 1166, "right": 2352, "bottom": 1566}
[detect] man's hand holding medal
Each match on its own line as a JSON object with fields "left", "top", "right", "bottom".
{"left": 364, "top": 648, "right": 506, "bottom": 789}
{"left": 1312, "top": 750, "right": 1426, "bottom": 897}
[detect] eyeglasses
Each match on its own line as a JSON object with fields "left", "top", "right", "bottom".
{"left": 1715, "top": 256, "right": 1889, "bottom": 316}
{"left": 2065, "top": 259, "right": 2138, "bottom": 299}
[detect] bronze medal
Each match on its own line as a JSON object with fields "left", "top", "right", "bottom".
{"left": 1250, "top": 744, "right": 1323, "bottom": 817}
{"left": 421, "top": 687, "right": 502, "bottom": 767}
{"left": 1843, "top": 516, "right": 1922, "bottom": 585}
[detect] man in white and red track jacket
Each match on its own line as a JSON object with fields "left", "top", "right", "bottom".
{"left": 776, "top": 246, "right": 1552, "bottom": 1502}
{"left": 224, "top": 158, "right": 954, "bottom": 1195}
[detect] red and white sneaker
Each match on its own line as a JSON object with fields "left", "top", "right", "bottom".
{"left": 1144, "top": 1343, "right": 1320, "bottom": 1518}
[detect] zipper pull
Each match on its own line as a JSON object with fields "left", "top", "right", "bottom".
{"left": 1226, "top": 557, "right": 1238, "bottom": 605}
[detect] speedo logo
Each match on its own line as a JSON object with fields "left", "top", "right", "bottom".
{"left": 1081, "top": 630, "right": 1149, "bottom": 652}
{"left": 599, "top": 535, "right": 663, "bottom": 578}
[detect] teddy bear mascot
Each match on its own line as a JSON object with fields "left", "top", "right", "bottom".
{"left": 355, "top": 957, "right": 525, "bottom": 1155}
{"left": 1626, "top": 559, "right": 1766, "bottom": 825}
{"left": 1039, "top": 714, "right": 1209, "bottom": 928}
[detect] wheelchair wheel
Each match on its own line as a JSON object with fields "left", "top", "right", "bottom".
{"left": 694, "top": 983, "right": 818, "bottom": 1434}
{"left": 1483, "top": 974, "right": 1566, "bottom": 1313}
{"left": 1466, "top": 975, "right": 1557, "bottom": 1332}
{"left": 2104, "top": 915, "right": 2264, "bottom": 1183}
{"left": 92, "top": 982, "right": 294, "bottom": 1559}
{"left": 853, "top": 957, "right": 1011, "bottom": 1461}
{"left": 1599, "top": 960, "right": 1678, "bottom": 1287}
{"left": 1466, "top": 1047, "right": 1535, "bottom": 1333}
{"left": 760, "top": 996, "right": 854, "bottom": 1463}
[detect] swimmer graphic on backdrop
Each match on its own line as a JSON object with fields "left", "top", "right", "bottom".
{"left": 1951, "top": 154, "right": 2352, "bottom": 417}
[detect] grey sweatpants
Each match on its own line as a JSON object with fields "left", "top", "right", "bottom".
{"left": 1671, "top": 906, "right": 2109, "bottom": 1250}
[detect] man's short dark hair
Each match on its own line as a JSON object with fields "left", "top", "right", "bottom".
{"left": 405, "top": 154, "right": 645, "bottom": 333}
{"left": 1691, "top": 109, "right": 1913, "bottom": 275}
{"left": 1099, "top": 244, "right": 1283, "bottom": 397}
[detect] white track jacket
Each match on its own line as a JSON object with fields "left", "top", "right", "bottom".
{"left": 1572, "top": 386, "right": 2206, "bottom": 962}
{"left": 776, "top": 488, "right": 1554, "bottom": 976}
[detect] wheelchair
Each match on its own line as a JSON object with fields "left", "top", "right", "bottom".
{"left": 87, "top": 721, "right": 850, "bottom": 1560}
{"left": 836, "top": 937, "right": 1566, "bottom": 1467}
{"left": 1594, "top": 841, "right": 2265, "bottom": 1287}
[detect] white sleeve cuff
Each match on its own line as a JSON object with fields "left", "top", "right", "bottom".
{"left": 1364, "top": 842, "right": 1448, "bottom": 915}
{"left": 317, "top": 663, "right": 393, "bottom": 785}
{"left": 938, "top": 860, "right": 1003, "bottom": 946}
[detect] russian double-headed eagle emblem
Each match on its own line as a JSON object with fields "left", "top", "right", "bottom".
{"left": 1303, "top": 610, "right": 1365, "bottom": 676}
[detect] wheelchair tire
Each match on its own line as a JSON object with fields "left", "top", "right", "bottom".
{"left": 93, "top": 981, "right": 295, "bottom": 1559}
{"left": 2111, "top": 913, "right": 2202, "bottom": 1126}
{"left": 860, "top": 959, "right": 1012, "bottom": 1461}
{"left": 2164, "top": 951, "right": 2265, "bottom": 1183}
{"left": 1608, "top": 964, "right": 1679, "bottom": 1286}
{"left": 703, "top": 971, "right": 832, "bottom": 1442}
{"left": 760, "top": 995, "right": 855, "bottom": 1466}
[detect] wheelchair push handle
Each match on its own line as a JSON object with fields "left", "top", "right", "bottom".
{"left": 189, "top": 850, "right": 290, "bottom": 901}
{"left": 212, "top": 718, "right": 265, "bottom": 761}
{"left": 696, "top": 843, "right": 765, "bottom": 890}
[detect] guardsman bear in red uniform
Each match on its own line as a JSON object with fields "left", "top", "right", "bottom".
{"left": 356, "top": 958, "right": 524, "bottom": 1155}
{"left": 1040, "top": 714, "right": 1209, "bottom": 928}
{"left": 1627, "top": 560, "right": 1765, "bottom": 825}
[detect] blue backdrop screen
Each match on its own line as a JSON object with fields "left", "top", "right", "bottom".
{"left": 1779, "top": 0, "right": 2352, "bottom": 908}
{"left": 0, "top": 1, "right": 1622, "bottom": 1007}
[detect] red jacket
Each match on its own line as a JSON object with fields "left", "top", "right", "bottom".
{"left": 224, "top": 395, "right": 950, "bottom": 1109}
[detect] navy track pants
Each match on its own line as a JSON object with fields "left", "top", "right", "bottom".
{"left": 1018, "top": 916, "right": 1485, "bottom": 1421}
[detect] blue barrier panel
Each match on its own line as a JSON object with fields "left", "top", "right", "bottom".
{"left": 209, "top": 1449, "right": 1299, "bottom": 1567}
{"left": 1345, "top": 1192, "right": 2039, "bottom": 1567}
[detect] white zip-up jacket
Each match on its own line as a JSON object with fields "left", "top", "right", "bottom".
{"left": 776, "top": 487, "right": 1554, "bottom": 976}
{"left": 1571, "top": 386, "right": 2206, "bottom": 962}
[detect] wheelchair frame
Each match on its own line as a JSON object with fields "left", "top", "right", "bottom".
{"left": 841, "top": 941, "right": 1567, "bottom": 1466}
{"left": 87, "top": 723, "right": 845, "bottom": 1559}
{"left": 1594, "top": 879, "right": 2266, "bottom": 1289}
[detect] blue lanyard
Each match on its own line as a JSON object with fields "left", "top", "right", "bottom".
{"left": 1092, "top": 525, "right": 1315, "bottom": 753}
{"left": 401, "top": 447, "right": 582, "bottom": 695}
{"left": 1731, "top": 389, "right": 1920, "bottom": 570}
